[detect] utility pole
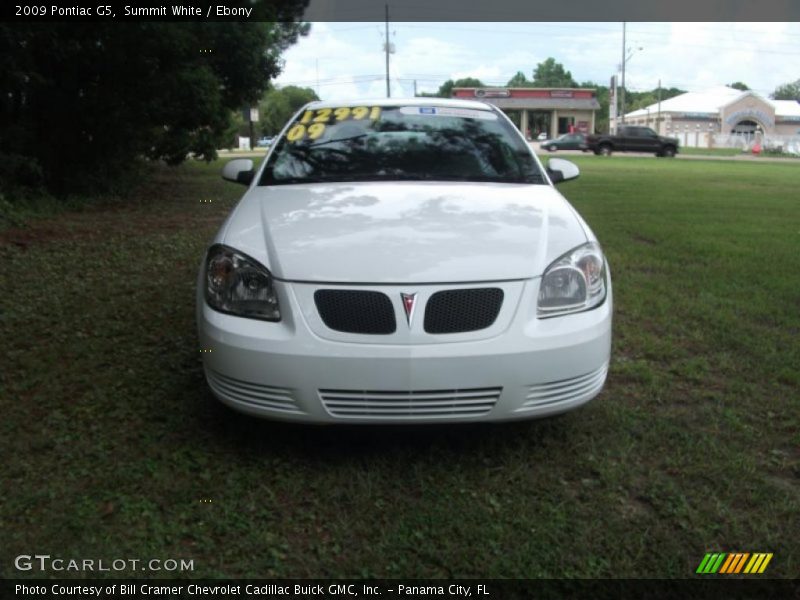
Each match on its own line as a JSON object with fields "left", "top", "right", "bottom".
{"left": 384, "top": 4, "right": 391, "bottom": 98}
{"left": 610, "top": 74, "right": 618, "bottom": 133}
{"left": 413, "top": 79, "right": 417, "bottom": 97}
{"left": 620, "top": 21, "right": 626, "bottom": 125}
{"left": 249, "top": 114, "right": 255, "bottom": 150}
{"left": 657, "top": 78, "right": 662, "bottom": 134}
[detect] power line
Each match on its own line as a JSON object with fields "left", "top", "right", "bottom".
{"left": 310, "top": 22, "right": 800, "bottom": 55}
{"left": 277, "top": 75, "right": 386, "bottom": 87}
{"left": 396, "top": 23, "right": 800, "bottom": 55}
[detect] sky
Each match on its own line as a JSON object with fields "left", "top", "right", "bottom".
{"left": 273, "top": 22, "right": 800, "bottom": 101}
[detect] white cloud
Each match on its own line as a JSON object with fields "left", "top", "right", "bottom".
{"left": 395, "top": 36, "right": 465, "bottom": 74}
{"left": 276, "top": 23, "right": 389, "bottom": 99}
{"left": 275, "top": 22, "right": 800, "bottom": 102}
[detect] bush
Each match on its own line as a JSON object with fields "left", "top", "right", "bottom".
{"left": 0, "top": 18, "right": 309, "bottom": 196}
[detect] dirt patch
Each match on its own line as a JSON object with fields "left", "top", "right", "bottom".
{"left": 765, "top": 475, "right": 799, "bottom": 500}
{"left": 632, "top": 234, "right": 657, "bottom": 246}
{"left": 619, "top": 494, "right": 656, "bottom": 520}
{"left": 0, "top": 209, "right": 227, "bottom": 250}
{"left": 0, "top": 225, "right": 81, "bottom": 249}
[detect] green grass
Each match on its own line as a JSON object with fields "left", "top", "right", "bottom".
{"left": 1, "top": 157, "right": 798, "bottom": 579}
{"left": 678, "top": 146, "right": 800, "bottom": 159}
{"left": 678, "top": 147, "right": 744, "bottom": 157}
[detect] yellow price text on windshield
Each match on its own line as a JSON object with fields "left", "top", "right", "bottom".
{"left": 307, "top": 123, "right": 325, "bottom": 140}
{"left": 287, "top": 123, "right": 327, "bottom": 141}
{"left": 286, "top": 123, "right": 307, "bottom": 142}
{"left": 299, "top": 106, "right": 380, "bottom": 124}
{"left": 288, "top": 106, "right": 382, "bottom": 142}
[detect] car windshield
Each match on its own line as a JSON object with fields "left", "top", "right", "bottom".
{"left": 260, "top": 104, "right": 546, "bottom": 185}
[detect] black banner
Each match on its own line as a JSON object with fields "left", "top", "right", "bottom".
{"left": 4, "top": 0, "right": 800, "bottom": 22}
{"left": 4, "top": 579, "right": 800, "bottom": 600}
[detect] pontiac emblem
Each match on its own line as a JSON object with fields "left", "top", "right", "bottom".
{"left": 401, "top": 293, "right": 417, "bottom": 326}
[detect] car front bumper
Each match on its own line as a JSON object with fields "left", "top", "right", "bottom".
{"left": 196, "top": 278, "right": 612, "bottom": 424}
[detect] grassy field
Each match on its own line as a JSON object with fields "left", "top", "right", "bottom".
{"left": 678, "top": 147, "right": 745, "bottom": 157}
{"left": 1, "top": 156, "right": 798, "bottom": 579}
{"left": 678, "top": 146, "right": 800, "bottom": 159}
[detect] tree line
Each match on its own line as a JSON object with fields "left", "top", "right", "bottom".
{"left": 417, "top": 58, "right": 685, "bottom": 134}
{"left": 222, "top": 58, "right": 800, "bottom": 143}
{"left": 419, "top": 58, "right": 800, "bottom": 134}
{"left": 4, "top": 30, "right": 797, "bottom": 199}
{"left": 0, "top": 12, "right": 309, "bottom": 196}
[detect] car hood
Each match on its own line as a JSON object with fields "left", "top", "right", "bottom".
{"left": 220, "top": 182, "right": 588, "bottom": 283}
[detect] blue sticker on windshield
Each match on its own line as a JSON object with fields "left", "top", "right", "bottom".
{"left": 400, "top": 106, "right": 498, "bottom": 120}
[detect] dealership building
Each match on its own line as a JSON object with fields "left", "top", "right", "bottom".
{"left": 452, "top": 87, "right": 601, "bottom": 139}
{"left": 620, "top": 86, "right": 800, "bottom": 148}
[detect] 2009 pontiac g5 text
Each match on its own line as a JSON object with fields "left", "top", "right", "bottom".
{"left": 197, "top": 98, "right": 612, "bottom": 423}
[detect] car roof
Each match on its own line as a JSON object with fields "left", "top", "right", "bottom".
{"left": 305, "top": 97, "right": 495, "bottom": 111}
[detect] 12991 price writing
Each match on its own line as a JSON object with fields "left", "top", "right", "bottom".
{"left": 286, "top": 106, "right": 381, "bottom": 143}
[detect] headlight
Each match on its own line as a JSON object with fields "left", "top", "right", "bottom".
{"left": 537, "top": 242, "right": 607, "bottom": 318}
{"left": 204, "top": 244, "right": 280, "bottom": 321}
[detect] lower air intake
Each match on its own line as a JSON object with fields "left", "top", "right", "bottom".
{"left": 319, "top": 387, "right": 502, "bottom": 419}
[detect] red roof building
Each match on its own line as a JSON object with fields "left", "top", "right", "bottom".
{"left": 452, "top": 87, "right": 601, "bottom": 139}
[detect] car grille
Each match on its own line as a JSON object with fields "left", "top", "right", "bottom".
{"left": 319, "top": 387, "right": 502, "bottom": 419}
{"left": 521, "top": 364, "right": 608, "bottom": 410}
{"left": 424, "top": 288, "right": 504, "bottom": 334}
{"left": 206, "top": 370, "right": 302, "bottom": 414}
{"left": 314, "top": 290, "right": 396, "bottom": 334}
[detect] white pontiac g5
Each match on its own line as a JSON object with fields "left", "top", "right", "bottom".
{"left": 197, "top": 98, "right": 612, "bottom": 423}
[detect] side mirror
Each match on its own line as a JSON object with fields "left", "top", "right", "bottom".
{"left": 547, "top": 158, "right": 580, "bottom": 184}
{"left": 222, "top": 159, "right": 255, "bottom": 185}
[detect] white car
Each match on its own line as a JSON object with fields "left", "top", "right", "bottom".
{"left": 197, "top": 98, "right": 612, "bottom": 423}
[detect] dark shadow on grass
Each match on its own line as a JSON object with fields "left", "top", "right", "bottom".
{"left": 178, "top": 376, "right": 581, "bottom": 467}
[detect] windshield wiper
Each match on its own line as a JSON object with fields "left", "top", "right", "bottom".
{"left": 268, "top": 176, "right": 330, "bottom": 185}
{"left": 306, "top": 134, "right": 369, "bottom": 148}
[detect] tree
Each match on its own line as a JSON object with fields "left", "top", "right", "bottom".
{"left": 626, "top": 93, "right": 656, "bottom": 112}
{"left": 625, "top": 86, "right": 686, "bottom": 114}
{"left": 433, "top": 77, "right": 485, "bottom": 98}
{"left": 727, "top": 82, "right": 750, "bottom": 91}
{"left": 580, "top": 81, "right": 609, "bottom": 133}
{"left": 533, "top": 58, "right": 578, "bottom": 88}
{"left": 259, "top": 85, "right": 319, "bottom": 136}
{"left": 0, "top": 17, "right": 309, "bottom": 194}
{"left": 506, "top": 71, "right": 530, "bottom": 87}
{"left": 771, "top": 79, "right": 800, "bottom": 100}
{"left": 582, "top": 82, "right": 685, "bottom": 133}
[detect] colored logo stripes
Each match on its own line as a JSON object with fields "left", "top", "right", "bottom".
{"left": 696, "top": 552, "right": 773, "bottom": 574}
